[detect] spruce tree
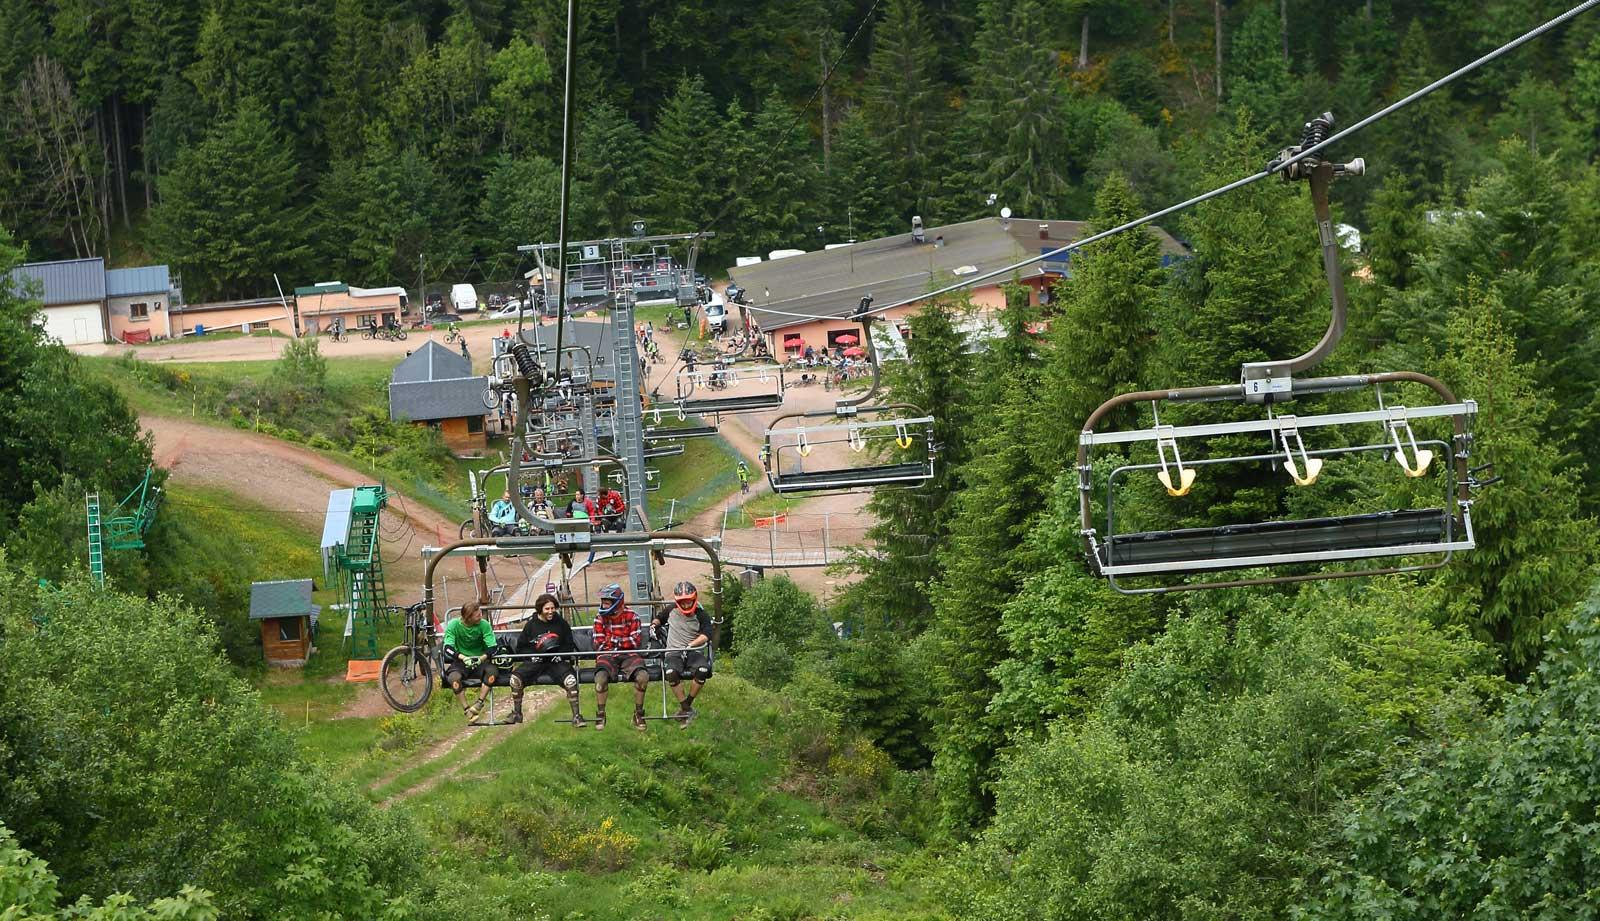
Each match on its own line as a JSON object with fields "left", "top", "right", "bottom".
{"left": 1036, "top": 171, "right": 1163, "bottom": 459}
{"left": 742, "top": 91, "right": 818, "bottom": 257}
{"left": 1436, "top": 287, "right": 1597, "bottom": 675}
{"left": 151, "top": 98, "right": 308, "bottom": 300}
{"left": 928, "top": 366, "right": 1046, "bottom": 834}
{"left": 1226, "top": 3, "right": 1296, "bottom": 130}
{"left": 862, "top": 0, "right": 944, "bottom": 219}
{"left": 825, "top": 109, "right": 899, "bottom": 242}
{"left": 649, "top": 75, "right": 721, "bottom": 235}
{"left": 575, "top": 100, "right": 645, "bottom": 236}
{"left": 961, "top": 0, "right": 1072, "bottom": 218}
{"left": 849, "top": 296, "right": 977, "bottom": 633}
{"left": 1377, "top": 21, "right": 1453, "bottom": 201}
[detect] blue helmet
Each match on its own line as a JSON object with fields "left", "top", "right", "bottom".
{"left": 599, "top": 583, "right": 625, "bottom": 616}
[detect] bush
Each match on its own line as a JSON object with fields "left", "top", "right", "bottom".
{"left": 666, "top": 823, "right": 731, "bottom": 871}
{"left": 0, "top": 565, "right": 417, "bottom": 916}
{"left": 307, "top": 432, "right": 338, "bottom": 451}
{"left": 374, "top": 714, "right": 426, "bottom": 752}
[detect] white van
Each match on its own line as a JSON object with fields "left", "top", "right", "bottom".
{"left": 703, "top": 289, "right": 728, "bottom": 334}
{"left": 451, "top": 283, "right": 479, "bottom": 314}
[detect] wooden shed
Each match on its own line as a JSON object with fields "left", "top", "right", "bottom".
{"left": 250, "top": 579, "right": 319, "bottom": 667}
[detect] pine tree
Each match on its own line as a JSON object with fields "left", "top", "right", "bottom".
{"left": 649, "top": 75, "right": 721, "bottom": 235}
{"left": 150, "top": 98, "right": 308, "bottom": 300}
{"left": 825, "top": 109, "right": 899, "bottom": 242}
{"left": 928, "top": 362, "right": 1048, "bottom": 834}
{"left": 742, "top": 91, "right": 818, "bottom": 257}
{"left": 1377, "top": 21, "right": 1453, "bottom": 201}
{"left": 849, "top": 296, "right": 977, "bottom": 633}
{"left": 961, "top": 0, "right": 1072, "bottom": 218}
{"left": 1363, "top": 171, "right": 1423, "bottom": 292}
{"left": 574, "top": 100, "right": 645, "bottom": 237}
{"left": 1437, "top": 286, "right": 1596, "bottom": 675}
{"left": 1227, "top": 3, "right": 1296, "bottom": 129}
{"left": 488, "top": 36, "right": 555, "bottom": 157}
{"left": 861, "top": 0, "right": 944, "bottom": 219}
{"left": 1036, "top": 171, "right": 1163, "bottom": 459}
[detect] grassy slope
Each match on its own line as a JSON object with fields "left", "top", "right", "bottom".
{"left": 141, "top": 404, "right": 939, "bottom": 919}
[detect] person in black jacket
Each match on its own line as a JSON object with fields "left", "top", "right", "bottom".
{"left": 508, "top": 593, "right": 584, "bottom": 726}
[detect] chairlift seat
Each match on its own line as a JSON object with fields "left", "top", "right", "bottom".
{"left": 770, "top": 462, "right": 933, "bottom": 493}
{"left": 643, "top": 443, "right": 686, "bottom": 459}
{"left": 645, "top": 424, "right": 718, "bottom": 440}
{"left": 1098, "top": 507, "right": 1456, "bottom": 576}
{"left": 677, "top": 394, "right": 785, "bottom": 415}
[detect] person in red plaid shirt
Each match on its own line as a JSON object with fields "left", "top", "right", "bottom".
{"left": 591, "top": 583, "right": 649, "bottom": 731}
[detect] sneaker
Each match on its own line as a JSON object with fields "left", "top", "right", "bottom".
{"left": 633, "top": 708, "right": 647, "bottom": 731}
{"left": 570, "top": 713, "right": 587, "bottom": 729}
{"left": 678, "top": 707, "right": 697, "bottom": 730}
{"left": 594, "top": 710, "right": 606, "bottom": 731}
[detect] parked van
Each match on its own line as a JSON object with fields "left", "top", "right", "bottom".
{"left": 451, "top": 283, "right": 479, "bottom": 314}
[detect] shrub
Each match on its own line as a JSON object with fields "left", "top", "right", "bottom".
{"left": 307, "top": 432, "right": 338, "bottom": 451}
{"left": 374, "top": 714, "right": 426, "bottom": 752}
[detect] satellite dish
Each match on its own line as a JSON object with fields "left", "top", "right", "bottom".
{"left": 1000, "top": 207, "right": 1012, "bottom": 219}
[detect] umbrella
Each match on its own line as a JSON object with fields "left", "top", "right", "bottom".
{"left": 834, "top": 333, "right": 859, "bottom": 345}
{"left": 843, "top": 346, "right": 866, "bottom": 358}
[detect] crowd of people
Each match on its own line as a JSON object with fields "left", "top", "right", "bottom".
{"left": 439, "top": 581, "right": 714, "bottom": 730}
{"left": 488, "top": 483, "right": 631, "bottom": 534}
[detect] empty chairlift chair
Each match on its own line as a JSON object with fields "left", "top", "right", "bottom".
{"left": 763, "top": 405, "right": 937, "bottom": 492}
{"left": 669, "top": 362, "right": 787, "bottom": 416}
{"left": 1076, "top": 115, "right": 1491, "bottom": 594}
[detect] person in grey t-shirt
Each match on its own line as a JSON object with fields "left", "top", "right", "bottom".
{"left": 654, "top": 581, "right": 714, "bottom": 729}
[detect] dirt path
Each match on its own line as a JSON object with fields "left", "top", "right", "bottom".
{"left": 146, "top": 415, "right": 466, "bottom": 601}
{"left": 373, "top": 688, "right": 559, "bottom": 808}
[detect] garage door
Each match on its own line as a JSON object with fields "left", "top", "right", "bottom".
{"left": 40, "top": 304, "right": 104, "bottom": 345}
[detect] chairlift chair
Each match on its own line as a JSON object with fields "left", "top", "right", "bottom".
{"left": 669, "top": 362, "right": 787, "bottom": 416}
{"left": 1077, "top": 116, "right": 1488, "bottom": 595}
{"left": 759, "top": 300, "right": 939, "bottom": 493}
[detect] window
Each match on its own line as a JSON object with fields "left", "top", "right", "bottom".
{"left": 129, "top": 302, "right": 149, "bottom": 321}
{"left": 277, "top": 618, "right": 301, "bottom": 642}
{"left": 466, "top": 415, "right": 485, "bottom": 434}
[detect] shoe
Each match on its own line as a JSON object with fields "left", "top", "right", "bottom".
{"left": 570, "top": 713, "right": 587, "bottom": 729}
{"left": 594, "top": 708, "right": 606, "bottom": 731}
{"left": 633, "top": 708, "right": 647, "bottom": 731}
{"left": 678, "top": 707, "right": 697, "bottom": 730}
{"left": 506, "top": 700, "right": 523, "bottom": 725}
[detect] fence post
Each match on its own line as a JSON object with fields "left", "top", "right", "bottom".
{"left": 823, "top": 513, "right": 831, "bottom": 562}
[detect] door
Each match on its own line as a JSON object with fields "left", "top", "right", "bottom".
{"left": 74, "top": 317, "right": 92, "bottom": 343}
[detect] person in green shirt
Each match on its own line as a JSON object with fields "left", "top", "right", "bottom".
{"left": 442, "top": 599, "right": 501, "bottom": 720}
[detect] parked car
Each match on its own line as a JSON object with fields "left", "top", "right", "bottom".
{"left": 704, "top": 290, "right": 728, "bottom": 334}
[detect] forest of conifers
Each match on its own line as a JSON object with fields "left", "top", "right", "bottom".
{"left": 4, "top": 0, "right": 1600, "bottom": 918}
{"left": 5, "top": 0, "right": 1600, "bottom": 298}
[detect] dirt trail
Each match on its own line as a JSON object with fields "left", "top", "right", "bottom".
{"left": 374, "top": 688, "right": 559, "bottom": 807}
{"left": 145, "top": 415, "right": 462, "bottom": 600}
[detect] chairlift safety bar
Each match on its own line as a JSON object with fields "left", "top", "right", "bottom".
{"left": 1080, "top": 402, "right": 1474, "bottom": 448}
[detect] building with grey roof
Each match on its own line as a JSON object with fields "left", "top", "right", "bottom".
{"left": 4, "top": 257, "right": 108, "bottom": 345}
{"left": 727, "top": 216, "right": 1188, "bottom": 356}
{"left": 388, "top": 341, "right": 489, "bottom": 453}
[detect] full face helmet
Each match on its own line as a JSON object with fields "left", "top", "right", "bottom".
{"left": 599, "top": 583, "right": 625, "bottom": 616}
{"left": 672, "top": 580, "right": 698, "bottom": 614}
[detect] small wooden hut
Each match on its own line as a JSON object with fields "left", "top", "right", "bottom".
{"left": 250, "top": 579, "right": 319, "bottom": 667}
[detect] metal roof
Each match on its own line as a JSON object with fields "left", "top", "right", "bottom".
{"left": 389, "top": 377, "right": 489, "bottom": 422}
{"left": 6, "top": 258, "right": 106, "bottom": 306}
{"left": 105, "top": 265, "right": 171, "bottom": 297}
{"left": 730, "top": 217, "right": 1188, "bottom": 332}
{"left": 249, "top": 579, "right": 315, "bottom": 619}
{"left": 294, "top": 282, "right": 348, "bottom": 296}
{"left": 391, "top": 340, "right": 472, "bottom": 383}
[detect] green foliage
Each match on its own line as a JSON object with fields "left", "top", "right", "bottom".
{"left": 1435, "top": 287, "right": 1597, "bottom": 673}
{"left": 952, "top": 583, "right": 1499, "bottom": 920}
{"left": 271, "top": 335, "right": 327, "bottom": 395}
{"left": 150, "top": 98, "right": 310, "bottom": 301}
{"left": 649, "top": 76, "right": 721, "bottom": 237}
{"left": 731, "top": 576, "right": 826, "bottom": 690}
{"left": 1299, "top": 589, "right": 1600, "bottom": 919}
{"left": 862, "top": 0, "right": 945, "bottom": 218}
{"left": 0, "top": 566, "right": 417, "bottom": 916}
{"left": 0, "top": 823, "right": 220, "bottom": 920}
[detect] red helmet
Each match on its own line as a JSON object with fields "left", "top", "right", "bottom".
{"left": 672, "top": 580, "right": 698, "bottom": 613}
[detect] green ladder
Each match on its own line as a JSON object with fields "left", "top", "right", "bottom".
{"left": 344, "top": 509, "right": 386, "bottom": 660}
{"left": 86, "top": 492, "right": 105, "bottom": 587}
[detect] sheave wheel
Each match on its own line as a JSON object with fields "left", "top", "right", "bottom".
{"left": 379, "top": 644, "right": 433, "bottom": 713}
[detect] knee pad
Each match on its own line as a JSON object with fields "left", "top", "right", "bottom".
{"left": 694, "top": 666, "right": 712, "bottom": 682}
{"left": 633, "top": 671, "right": 649, "bottom": 690}
{"left": 509, "top": 675, "right": 525, "bottom": 692}
{"left": 593, "top": 672, "right": 609, "bottom": 691}
{"left": 666, "top": 670, "right": 682, "bottom": 686}
{"left": 561, "top": 673, "right": 578, "bottom": 690}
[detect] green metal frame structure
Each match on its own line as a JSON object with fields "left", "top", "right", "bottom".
{"left": 323, "top": 485, "right": 390, "bottom": 660}
{"left": 86, "top": 466, "right": 162, "bottom": 586}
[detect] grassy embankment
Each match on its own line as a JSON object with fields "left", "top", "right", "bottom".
{"left": 84, "top": 351, "right": 745, "bottom": 526}
{"left": 206, "top": 492, "right": 943, "bottom": 919}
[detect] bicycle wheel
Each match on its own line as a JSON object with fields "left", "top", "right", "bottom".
{"left": 379, "top": 644, "right": 433, "bottom": 712}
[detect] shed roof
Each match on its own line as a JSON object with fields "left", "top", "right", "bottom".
{"left": 730, "top": 217, "right": 1188, "bottom": 332}
{"left": 249, "top": 579, "right": 316, "bottom": 620}
{"left": 294, "top": 282, "right": 348, "bottom": 296}
{"left": 105, "top": 265, "right": 172, "bottom": 297}
{"left": 5, "top": 258, "right": 106, "bottom": 306}
{"left": 391, "top": 340, "right": 472, "bottom": 383}
{"left": 389, "top": 377, "right": 490, "bottom": 422}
